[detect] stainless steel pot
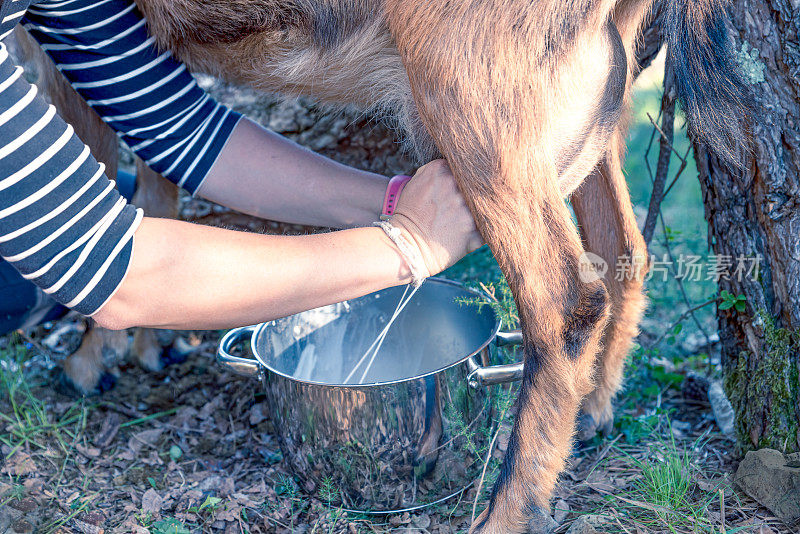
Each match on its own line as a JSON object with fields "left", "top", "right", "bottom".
{"left": 217, "top": 278, "right": 523, "bottom": 513}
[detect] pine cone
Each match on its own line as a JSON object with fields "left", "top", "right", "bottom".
{"left": 681, "top": 372, "right": 711, "bottom": 401}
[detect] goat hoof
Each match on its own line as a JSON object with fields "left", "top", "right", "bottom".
{"left": 97, "top": 372, "right": 117, "bottom": 393}
{"left": 575, "top": 412, "right": 598, "bottom": 442}
{"left": 598, "top": 415, "right": 614, "bottom": 436}
{"left": 576, "top": 411, "right": 613, "bottom": 444}
{"left": 160, "top": 345, "right": 188, "bottom": 367}
{"left": 412, "top": 454, "right": 438, "bottom": 478}
{"left": 55, "top": 370, "right": 83, "bottom": 397}
{"left": 527, "top": 506, "right": 557, "bottom": 534}
{"left": 470, "top": 505, "right": 556, "bottom": 534}
{"left": 159, "top": 337, "right": 195, "bottom": 368}
{"left": 55, "top": 369, "right": 116, "bottom": 397}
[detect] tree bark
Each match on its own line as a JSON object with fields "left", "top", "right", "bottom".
{"left": 694, "top": 0, "right": 800, "bottom": 453}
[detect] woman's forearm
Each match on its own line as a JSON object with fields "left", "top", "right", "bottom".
{"left": 196, "top": 117, "right": 391, "bottom": 228}
{"left": 93, "top": 217, "right": 412, "bottom": 330}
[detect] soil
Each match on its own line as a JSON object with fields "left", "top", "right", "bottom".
{"left": 0, "top": 326, "right": 792, "bottom": 533}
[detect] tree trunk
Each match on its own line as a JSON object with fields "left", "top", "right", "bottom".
{"left": 694, "top": 0, "right": 800, "bottom": 453}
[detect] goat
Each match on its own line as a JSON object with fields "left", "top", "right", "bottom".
{"left": 23, "top": 0, "right": 748, "bottom": 530}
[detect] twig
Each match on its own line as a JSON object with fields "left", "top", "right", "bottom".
{"left": 643, "top": 105, "right": 661, "bottom": 183}
{"left": 472, "top": 426, "right": 502, "bottom": 522}
{"left": 643, "top": 53, "right": 676, "bottom": 247}
{"left": 647, "top": 298, "right": 718, "bottom": 349}
{"left": 585, "top": 434, "right": 623, "bottom": 478}
{"left": 657, "top": 213, "right": 713, "bottom": 347}
{"left": 661, "top": 145, "right": 693, "bottom": 200}
{"left": 611, "top": 509, "right": 634, "bottom": 534}
{"left": 637, "top": 54, "right": 713, "bottom": 347}
{"left": 471, "top": 401, "right": 514, "bottom": 522}
{"left": 646, "top": 112, "right": 687, "bottom": 163}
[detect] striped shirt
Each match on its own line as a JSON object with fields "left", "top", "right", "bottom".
{"left": 0, "top": 0, "right": 241, "bottom": 315}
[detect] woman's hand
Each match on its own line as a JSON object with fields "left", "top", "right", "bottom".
{"left": 390, "top": 160, "right": 483, "bottom": 277}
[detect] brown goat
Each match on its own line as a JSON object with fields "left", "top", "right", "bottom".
{"left": 24, "top": 0, "right": 748, "bottom": 531}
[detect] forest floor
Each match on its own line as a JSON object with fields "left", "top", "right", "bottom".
{"left": 0, "top": 302, "right": 793, "bottom": 534}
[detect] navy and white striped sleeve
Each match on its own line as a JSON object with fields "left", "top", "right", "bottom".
{"left": 0, "top": 42, "right": 142, "bottom": 316}
{"left": 22, "top": 0, "right": 242, "bottom": 195}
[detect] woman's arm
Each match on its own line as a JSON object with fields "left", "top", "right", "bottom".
{"left": 0, "top": 43, "right": 142, "bottom": 317}
{"left": 11, "top": 1, "right": 481, "bottom": 331}
{"left": 0, "top": 38, "right": 479, "bottom": 329}
{"left": 23, "top": 1, "right": 391, "bottom": 227}
{"left": 93, "top": 160, "right": 481, "bottom": 330}
{"left": 22, "top": 0, "right": 241, "bottom": 195}
{"left": 197, "top": 117, "right": 390, "bottom": 228}
{"left": 93, "top": 219, "right": 411, "bottom": 330}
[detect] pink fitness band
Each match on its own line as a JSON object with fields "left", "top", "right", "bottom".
{"left": 380, "top": 174, "right": 412, "bottom": 221}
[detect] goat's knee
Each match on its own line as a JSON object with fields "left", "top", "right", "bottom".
{"left": 563, "top": 281, "right": 611, "bottom": 363}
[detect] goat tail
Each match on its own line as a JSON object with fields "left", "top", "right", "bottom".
{"left": 665, "top": 0, "right": 752, "bottom": 167}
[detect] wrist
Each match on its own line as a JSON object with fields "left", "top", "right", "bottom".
{"left": 373, "top": 218, "right": 430, "bottom": 286}
{"left": 370, "top": 226, "right": 415, "bottom": 285}
{"left": 345, "top": 171, "right": 390, "bottom": 228}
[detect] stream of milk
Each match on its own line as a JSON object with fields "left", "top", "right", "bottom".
{"left": 285, "top": 283, "right": 423, "bottom": 385}
{"left": 342, "top": 283, "right": 422, "bottom": 384}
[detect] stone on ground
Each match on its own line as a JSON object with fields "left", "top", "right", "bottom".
{"left": 708, "top": 380, "right": 735, "bottom": 436}
{"left": 564, "top": 515, "right": 608, "bottom": 534}
{"left": 734, "top": 448, "right": 800, "bottom": 525}
{"left": 527, "top": 506, "right": 558, "bottom": 534}
{"left": 0, "top": 497, "right": 40, "bottom": 534}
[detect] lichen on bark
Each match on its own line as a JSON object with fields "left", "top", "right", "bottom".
{"left": 724, "top": 312, "right": 800, "bottom": 453}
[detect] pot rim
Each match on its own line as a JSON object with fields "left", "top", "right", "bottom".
{"left": 247, "top": 277, "right": 502, "bottom": 388}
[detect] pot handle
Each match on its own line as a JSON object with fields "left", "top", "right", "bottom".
{"left": 467, "top": 329, "right": 524, "bottom": 388}
{"left": 217, "top": 325, "right": 261, "bottom": 378}
{"left": 495, "top": 330, "right": 523, "bottom": 347}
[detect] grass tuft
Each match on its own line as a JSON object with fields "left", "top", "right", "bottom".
{"left": 635, "top": 444, "right": 693, "bottom": 510}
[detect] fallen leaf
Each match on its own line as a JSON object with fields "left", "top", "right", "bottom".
{"left": 4, "top": 452, "right": 37, "bottom": 476}
{"left": 585, "top": 471, "right": 615, "bottom": 494}
{"left": 553, "top": 499, "right": 570, "bottom": 523}
{"left": 412, "top": 513, "right": 431, "bottom": 529}
{"left": 22, "top": 479, "right": 44, "bottom": 494}
{"left": 128, "top": 428, "right": 164, "bottom": 455}
{"left": 198, "top": 394, "right": 224, "bottom": 420}
{"left": 216, "top": 504, "right": 240, "bottom": 522}
{"left": 249, "top": 403, "right": 268, "bottom": 425}
{"left": 141, "top": 489, "right": 163, "bottom": 515}
{"left": 76, "top": 444, "right": 101, "bottom": 458}
{"left": 93, "top": 413, "right": 121, "bottom": 449}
